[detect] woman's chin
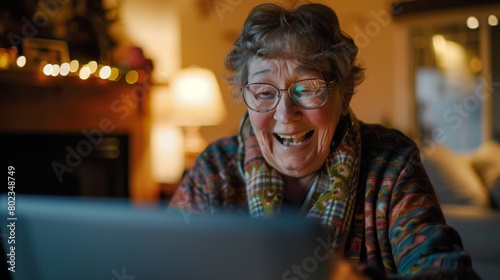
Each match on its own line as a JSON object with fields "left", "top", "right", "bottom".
{"left": 275, "top": 158, "right": 316, "bottom": 178}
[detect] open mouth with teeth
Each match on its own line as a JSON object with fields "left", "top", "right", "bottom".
{"left": 274, "top": 130, "right": 314, "bottom": 146}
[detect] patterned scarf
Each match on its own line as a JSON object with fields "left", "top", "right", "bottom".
{"left": 236, "top": 111, "right": 362, "bottom": 252}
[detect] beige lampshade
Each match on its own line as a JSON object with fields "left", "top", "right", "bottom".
{"left": 169, "top": 67, "right": 227, "bottom": 126}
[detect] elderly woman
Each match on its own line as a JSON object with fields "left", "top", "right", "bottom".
{"left": 169, "top": 2, "right": 478, "bottom": 279}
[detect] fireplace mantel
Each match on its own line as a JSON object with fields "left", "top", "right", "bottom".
{"left": 0, "top": 68, "right": 155, "bottom": 201}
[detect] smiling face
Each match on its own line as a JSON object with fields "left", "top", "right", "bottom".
{"left": 247, "top": 57, "right": 351, "bottom": 179}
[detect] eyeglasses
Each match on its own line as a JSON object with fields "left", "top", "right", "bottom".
{"left": 241, "top": 78, "right": 333, "bottom": 112}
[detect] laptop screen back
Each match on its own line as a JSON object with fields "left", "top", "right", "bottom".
{"left": 0, "top": 195, "right": 332, "bottom": 280}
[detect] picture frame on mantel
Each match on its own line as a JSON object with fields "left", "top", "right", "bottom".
{"left": 22, "top": 38, "right": 70, "bottom": 69}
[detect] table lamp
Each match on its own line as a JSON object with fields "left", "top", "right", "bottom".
{"left": 169, "top": 66, "right": 227, "bottom": 155}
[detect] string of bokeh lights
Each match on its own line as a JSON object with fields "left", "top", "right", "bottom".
{"left": 14, "top": 55, "right": 140, "bottom": 84}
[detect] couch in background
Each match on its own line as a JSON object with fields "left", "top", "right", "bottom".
{"left": 422, "top": 140, "right": 500, "bottom": 280}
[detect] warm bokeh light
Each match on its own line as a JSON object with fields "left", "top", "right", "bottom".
{"left": 432, "top": 35, "right": 467, "bottom": 72}
{"left": 0, "top": 51, "right": 8, "bottom": 69}
{"left": 467, "top": 16, "right": 479, "bottom": 29}
{"left": 99, "top": 66, "right": 112, "bottom": 79}
{"left": 5, "top": 54, "right": 135, "bottom": 83}
{"left": 470, "top": 57, "right": 482, "bottom": 73}
{"left": 51, "top": 64, "right": 60, "bottom": 77}
{"left": 69, "top": 60, "right": 79, "bottom": 73}
{"left": 16, "top": 56, "right": 26, "bottom": 68}
{"left": 79, "top": 66, "right": 91, "bottom": 80}
{"left": 60, "top": 63, "right": 70, "bottom": 76}
{"left": 488, "top": 15, "right": 499, "bottom": 26}
{"left": 42, "top": 64, "right": 53, "bottom": 76}
{"left": 109, "top": 67, "right": 120, "bottom": 81}
{"left": 432, "top": 35, "right": 446, "bottom": 51}
{"left": 151, "top": 124, "right": 185, "bottom": 183}
{"left": 88, "top": 61, "right": 98, "bottom": 74}
{"left": 125, "top": 70, "right": 139, "bottom": 84}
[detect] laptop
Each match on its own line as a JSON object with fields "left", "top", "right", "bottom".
{"left": 0, "top": 195, "right": 332, "bottom": 280}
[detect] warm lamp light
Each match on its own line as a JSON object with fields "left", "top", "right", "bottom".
{"left": 169, "top": 66, "right": 227, "bottom": 154}
{"left": 170, "top": 67, "right": 226, "bottom": 125}
{"left": 151, "top": 123, "right": 185, "bottom": 184}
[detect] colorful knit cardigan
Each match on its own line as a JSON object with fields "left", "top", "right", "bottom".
{"left": 169, "top": 120, "right": 478, "bottom": 279}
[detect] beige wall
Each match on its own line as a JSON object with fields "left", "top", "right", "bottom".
{"left": 175, "top": 0, "right": 413, "bottom": 143}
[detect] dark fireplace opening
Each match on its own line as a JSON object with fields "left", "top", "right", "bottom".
{"left": 2, "top": 132, "right": 129, "bottom": 198}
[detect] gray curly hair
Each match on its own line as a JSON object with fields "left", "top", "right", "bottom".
{"left": 224, "top": 2, "right": 364, "bottom": 99}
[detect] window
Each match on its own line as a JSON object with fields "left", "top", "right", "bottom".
{"left": 410, "top": 14, "right": 500, "bottom": 151}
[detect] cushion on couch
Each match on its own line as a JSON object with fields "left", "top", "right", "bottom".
{"left": 422, "top": 143, "right": 490, "bottom": 207}
{"left": 470, "top": 141, "right": 500, "bottom": 207}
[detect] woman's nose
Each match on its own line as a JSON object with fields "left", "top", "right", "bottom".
{"left": 273, "top": 91, "right": 302, "bottom": 123}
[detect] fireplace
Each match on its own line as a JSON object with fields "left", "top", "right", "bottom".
{"left": 2, "top": 133, "right": 129, "bottom": 198}
{"left": 0, "top": 69, "right": 154, "bottom": 201}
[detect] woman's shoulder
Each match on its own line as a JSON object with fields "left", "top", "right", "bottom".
{"left": 193, "top": 135, "right": 241, "bottom": 174}
{"left": 201, "top": 135, "right": 240, "bottom": 159}
{"left": 358, "top": 122, "right": 423, "bottom": 171}
{"left": 359, "top": 122, "right": 418, "bottom": 152}
{"left": 186, "top": 134, "right": 243, "bottom": 190}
